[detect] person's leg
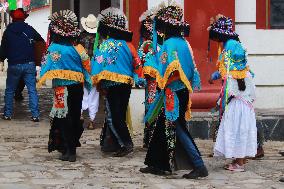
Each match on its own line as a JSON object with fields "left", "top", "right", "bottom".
{"left": 60, "top": 84, "right": 84, "bottom": 162}
{"left": 175, "top": 89, "right": 208, "bottom": 179}
{"left": 88, "top": 87, "right": 99, "bottom": 121}
{"left": 4, "top": 64, "right": 23, "bottom": 118}
{"left": 254, "top": 122, "right": 265, "bottom": 159}
{"left": 107, "top": 84, "right": 133, "bottom": 156}
{"left": 22, "top": 63, "right": 39, "bottom": 119}
{"left": 87, "top": 87, "right": 100, "bottom": 129}
{"left": 14, "top": 77, "right": 25, "bottom": 101}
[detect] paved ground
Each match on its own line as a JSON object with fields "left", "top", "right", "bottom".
{"left": 0, "top": 89, "right": 283, "bottom": 189}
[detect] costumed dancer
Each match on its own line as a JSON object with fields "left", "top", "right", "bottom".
{"left": 138, "top": 7, "right": 159, "bottom": 148}
{"left": 80, "top": 14, "right": 100, "bottom": 130}
{"left": 208, "top": 15, "right": 257, "bottom": 172}
{"left": 91, "top": 8, "right": 144, "bottom": 157}
{"left": 38, "top": 10, "right": 92, "bottom": 162}
{"left": 140, "top": 3, "right": 208, "bottom": 179}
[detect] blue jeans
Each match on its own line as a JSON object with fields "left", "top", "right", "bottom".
{"left": 176, "top": 123, "right": 205, "bottom": 168}
{"left": 4, "top": 62, "right": 39, "bottom": 117}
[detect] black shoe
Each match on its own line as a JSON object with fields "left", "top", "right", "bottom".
{"left": 279, "top": 151, "right": 284, "bottom": 156}
{"left": 68, "top": 154, "right": 76, "bottom": 162}
{"left": 31, "top": 117, "right": 40, "bottom": 122}
{"left": 139, "top": 166, "right": 155, "bottom": 174}
{"left": 183, "top": 166, "right": 209, "bottom": 179}
{"left": 59, "top": 153, "right": 69, "bottom": 161}
{"left": 280, "top": 177, "right": 284, "bottom": 182}
{"left": 2, "top": 115, "right": 11, "bottom": 120}
{"left": 113, "top": 146, "right": 133, "bottom": 157}
{"left": 139, "top": 166, "right": 169, "bottom": 176}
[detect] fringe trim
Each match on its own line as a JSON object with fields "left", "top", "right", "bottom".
{"left": 37, "top": 70, "right": 84, "bottom": 87}
{"left": 92, "top": 70, "right": 134, "bottom": 86}
{"left": 218, "top": 55, "right": 249, "bottom": 79}
{"left": 143, "top": 66, "right": 163, "bottom": 81}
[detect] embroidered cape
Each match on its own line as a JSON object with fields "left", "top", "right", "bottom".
{"left": 91, "top": 38, "right": 144, "bottom": 86}
{"left": 144, "top": 37, "right": 201, "bottom": 122}
{"left": 38, "top": 43, "right": 92, "bottom": 89}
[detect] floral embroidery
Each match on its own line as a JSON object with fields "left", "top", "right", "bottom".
{"left": 96, "top": 55, "right": 104, "bottom": 64}
{"left": 49, "top": 51, "right": 61, "bottom": 62}
{"left": 95, "top": 40, "right": 123, "bottom": 67}
{"left": 165, "top": 88, "right": 175, "bottom": 111}
{"left": 171, "top": 51, "right": 178, "bottom": 60}
{"left": 147, "top": 80, "right": 157, "bottom": 104}
{"left": 160, "top": 52, "right": 168, "bottom": 64}
{"left": 80, "top": 51, "right": 89, "bottom": 61}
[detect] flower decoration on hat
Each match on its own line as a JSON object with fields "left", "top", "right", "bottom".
{"left": 208, "top": 14, "right": 239, "bottom": 42}
{"left": 49, "top": 10, "right": 81, "bottom": 38}
{"left": 97, "top": 7, "right": 133, "bottom": 41}
{"left": 154, "top": 1, "right": 190, "bottom": 37}
{"left": 139, "top": 7, "right": 159, "bottom": 40}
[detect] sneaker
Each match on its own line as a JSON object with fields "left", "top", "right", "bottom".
{"left": 139, "top": 166, "right": 169, "bottom": 175}
{"left": 113, "top": 146, "right": 133, "bottom": 157}
{"left": 2, "top": 115, "right": 11, "bottom": 120}
{"left": 31, "top": 117, "right": 40, "bottom": 122}
{"left": 183, "top": 166, "right": 209, "bottom": 179}
{"left": 225, "top": 163, "right": 245, "bottom": 172}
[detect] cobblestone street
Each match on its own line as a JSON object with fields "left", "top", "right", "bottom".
{"left": 0, "top": 89, "right": 283, "bottom": 189}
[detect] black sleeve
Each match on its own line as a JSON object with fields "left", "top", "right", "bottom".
{"left": 0, "top": 30, "right": 8, "bottom": 61}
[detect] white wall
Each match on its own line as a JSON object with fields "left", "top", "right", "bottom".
{"left": 26, "top": 7, "right": 50, "bottom": 40}
{"left": 235, "top": 0, "right": 284, "bottom": 109}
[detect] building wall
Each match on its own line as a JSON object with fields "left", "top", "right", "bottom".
{"left": 235, "top": 0, "right": 284, "bottom": 109}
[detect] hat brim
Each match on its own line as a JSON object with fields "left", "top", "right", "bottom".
{"left": 81, "top": 17, "right": 97, "bottom": 34}
{"left": 98, "top": 22, "right": 133, "bottom": 42}
{"left": 49, "top": 23, "right": 81, "bottom": 38}
{"left": 155, "top": 17, "right": 190, "bottom": 37}
{"left": 209, "top": 29, "right": 239, "bottom": 42}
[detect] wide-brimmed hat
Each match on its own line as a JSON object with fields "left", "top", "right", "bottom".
{"left": 97, "top": 7, "right": 133, "bottom": 41}
{"left": 49, "top": 10, "right": 81, "bottom": 38}
{"left": 10, "top": 8, "right": 29, "bottom": 21}
{"left": 208, "top": 14, "right": 239, "bottom": 42}
{"left": 155, "top": 3, "right": 190, "bottom": 37}
{"left": 81, "top": 14, "right": 98, "bottom": 34}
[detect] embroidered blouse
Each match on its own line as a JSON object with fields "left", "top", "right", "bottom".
{"left": 38, "top": 42, "right": 92, "bottom": 89}
{"left": 91, "top": 38, "right": 144, "bottom": 88}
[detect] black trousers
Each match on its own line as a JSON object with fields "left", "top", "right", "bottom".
{"left": 49, "top": 84, "right": 84, "bottom": 154}
{"left": 106, "top": 84, "right": 133, "bottom": 148}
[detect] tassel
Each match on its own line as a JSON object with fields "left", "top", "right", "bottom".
{"left": 218, "top": 42, "right": 222, "bottom": 58}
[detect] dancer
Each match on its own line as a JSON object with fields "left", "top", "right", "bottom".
{"left": 38, "top": 10, "right": 92, "bottom": 162}
{"left": 80, "top": 14, "right": 100, "bottom": 130}
{"left": 138, "top": 7, "right": 158, "bottom": 148}
{"left": 208, "top": 15, "right": 257, "bottom": 172}
{"left": 91, "top": 8, "right": 144, "bottom": 157}
{"left": 140, "top": 3, "right": 208, "bottom": 179}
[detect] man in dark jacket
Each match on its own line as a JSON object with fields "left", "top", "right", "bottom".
{"left": 0, "top": 8, "right": 44, "bottom": 122}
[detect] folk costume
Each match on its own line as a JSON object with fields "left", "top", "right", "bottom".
{"left": 140, "top": 3, "right": 208, "bottom": 179}
{"left": 208, "top": 15, "right": 257, "bottom": 171}
{"left": 80, "top": 14, "right": 100, "bottom": 130}
{"left": 91, "top": 8, "right": 144, "bottom": 157}
{"left": 138, "top": 7, "right": 158, "bottom": 148}
{"left": 38, "top": 10, "right": 92, "bottom": 162}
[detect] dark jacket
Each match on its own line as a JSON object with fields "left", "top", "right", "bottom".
{"left": 0, "top": 21, "right": 44, "bottom": 64}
